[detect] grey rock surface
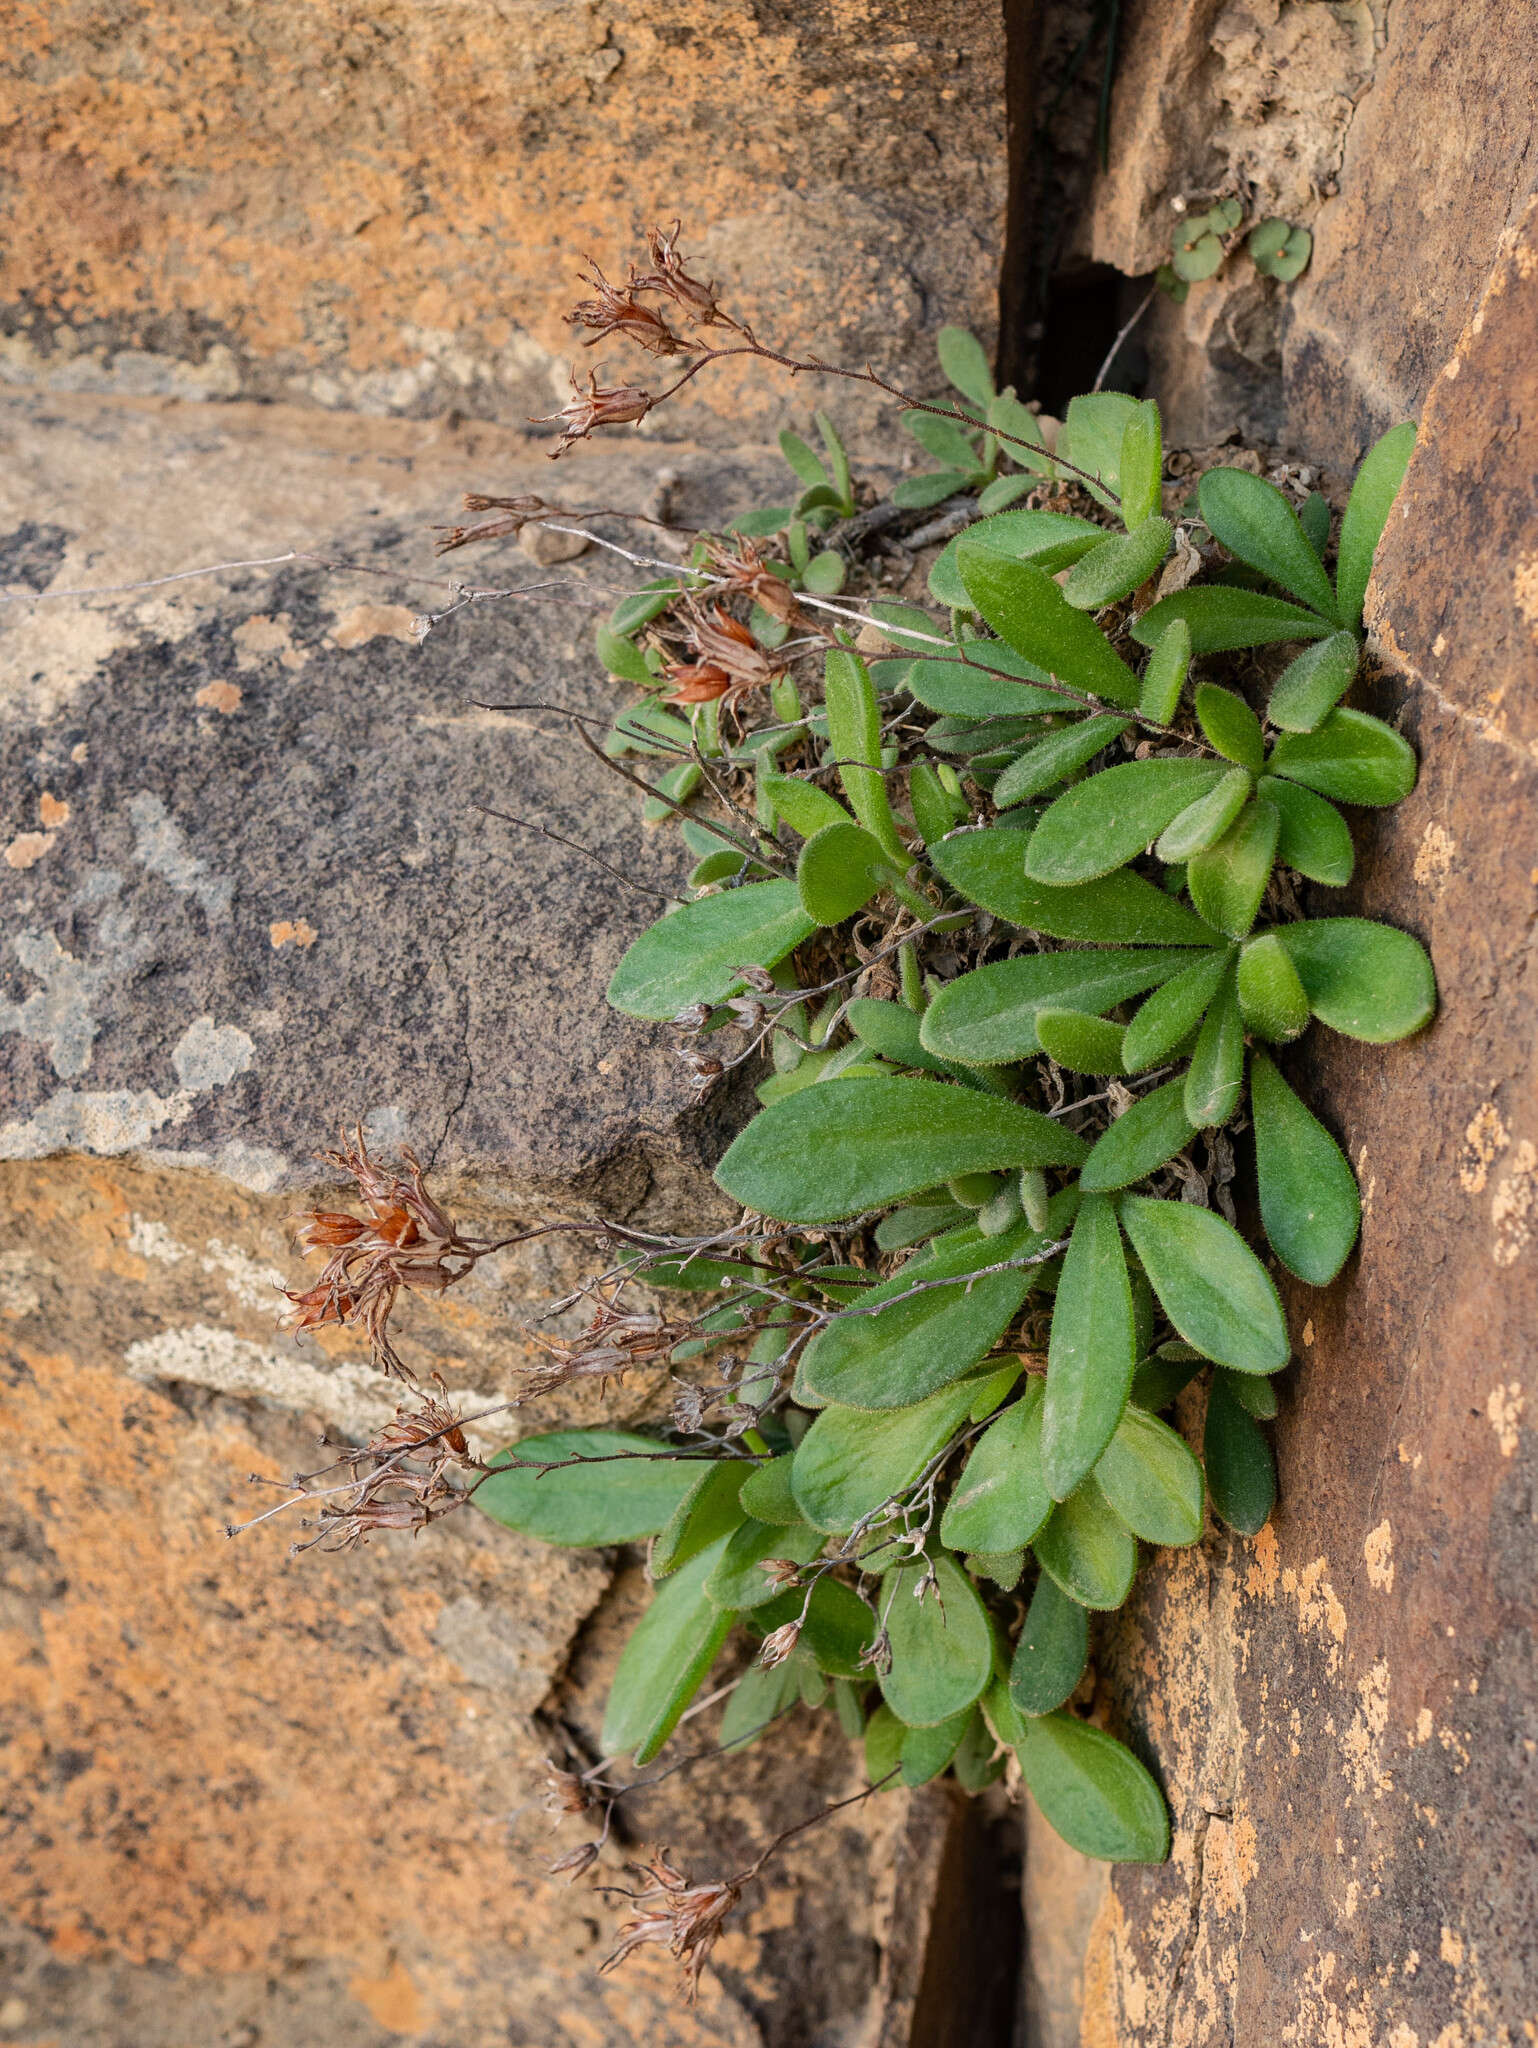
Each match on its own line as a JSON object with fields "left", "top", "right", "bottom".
{"left": 0, "top": 395, "right": 781, "bottom": 1221}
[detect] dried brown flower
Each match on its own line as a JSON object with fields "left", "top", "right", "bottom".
{"left": 541, "top": 1761, "right": 597, "bottom": 1821}
{"left": 601, "top": 1850, "right": 743, "bottom": 2001}
{"left": 634, "top": 223, "right": 733, "bottom": 329}
{"left": 663, "top": 602, "right": 784, "bottom": 716}
{"left": 517, "top": 1285, "right": 698, "bottom": 1399}
{"left": 568, "top": 258, "right": 693, "bottom": 357}
{"left": 536, "top": 368, "right": 654, "bottom": 457}
{"left": 758, "top": 1619, "right": 802, "bottom": 1667}
{"left": 434, "top": 492, "right": 550, "bottom": 554}
{"left": 549, "top": 1840, "right": 601, "bottom": 1884}
{"left": 283, "top": 1129, "right": 478, "bottom": 1377}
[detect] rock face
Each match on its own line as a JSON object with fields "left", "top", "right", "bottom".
{"left": 0, "top": 0, "right": 1007, "bottom": 443}
{"left": 0, "top": 398, "right": 965, "bottom": 2046}
{"left": 1083, "top": 0, "right": 1538, "bottom": 465}
{"left": 1031, "top": 195, "right": 1538, "bottom": 2048}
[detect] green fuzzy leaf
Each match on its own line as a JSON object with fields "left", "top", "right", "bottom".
{"left": 1080, "top": 1077, "right": 1198, "bottom": 1192}
{"left": 608, "top": 883, "right": 815, "bottom": 1020}
{"left": 1267, "top": 708, "right": 1417, "bottom": 807}
{"left": 1026, "top": 759, "right": 1229, "bottom": 884}
{"left": 901, "top": 1710, "right": 973, "bottom": 1786}
{"left": 802, "top": 549, "right": 846, "bottom": 595}
{"left": 928, "top": 509, "right": 1103, "bottom": 608}
{"left": 993, "top": 714, "right": 1130, "bottom": 809}
{"left": 719, "top": 1655, "right": 800, "bottom": 1752}
{"left": 909, "top": 759, "right": 967, "bottom": 845}
{"left": 1130, "top": 1348, "right": 1203, "bottom": 1413}
{"left": 1118, "top": 402, "right": 1164, "bottom": 531}
{"left": 477, "top": 1431, "right": 700, "bottom": 1546}
{"left": 796, "top": 820, "right": 902, "bottom": 926}
{"left": 1033, "top": 1475, "right": 1138, "bottom": 1608}
{"left": 865, "top": 1702, "right": 907, "bottom": 1784}
{"left": 1119, "top": 1196, "right": 1289, "bottom": 1374}
{"left": 689, "top": 849, "right": 750, "bottom": 887}
{"left": 939, "top": 1379, "right": 1053, "bottom": 1552}
{"left": 1009, "top": 1572, "right": 1089, "bottom": 1715}
{"left": 1336, "top": 420, "right": 1416, "bottom": 632}
{"left": 815, "top": 409, "right": 854, "bottom": 510}
{"left": 791, "top": 1376, "right": 988, "bottom": 1531}
{"left": 761, "top": 770, "right": 853, "bottom": 839}
{"left": 905, "top": 406, "right": 983, "bottom": 472}
{"left": 958, "top": 548, "right": 1141, "bottom": 708}
{"left": 1154, "top": 767, "right": 1253, "bottom": 862}
{"left": 1236, "top": 933, "right": 1311, "bottom": 1042}
{"left": 1093, "top": 1406, "right": 1204, "bottom": 1547}
{"left": 1062, "top": 516, "right": 1173, "bottom": 611}
{"left": 797, "top": 1577, "right": 879, "bottom": 1677}
{"left": 716, "top": 1075, "right": 1088, "bottom": 1224}
{"left": 847, "top": 998, "right": 951, "bottom": 1074}
{"left": 738, "top": 1454, "right": 802, "bottom": 1526}
{"left": 921, "top": 948, "right": 1191, "bottom": 1065}
{"left": 904, "top": 654, "right": 1063, "bottom": 720}
{"left": 952, "top": 1708, "right": 1008, "bottom": 1791}
{"left": 874, "top": 1200, "right": 971, "bottom": 1252}
{"left": 895, "top": 469, "right": 973, "bottom": 510}
{"left": 1267, "top": 631, "right": 1360, "bottom": 733}
{"left": 1197, "top": 468, "right": 1339, "bottom": 620}
{"left": 1036, "top": 1007, "right": 1127, "bottom": 1076}
{"left": 1121, "top": 951, "right": 1231, "bottom": 1070}
{"left": 800, "top": 1207, "right": 1066, "bottom": 1411}
{"left": 608, "top": 700, "right": 694, "bottom": 757}
{"left": 978, "top": 474, "right": 1036, "bottom": 513}
{"left": 596, "top": 622, "right": 660, "bottom": 690}
{"left": 931, "top": 827, "right": 1224, "bottom": 946}
{"left": 706, "top": 1516, "right": 823, "bottom": 1610}
{"left": 611, "top": 578, "right": 684, "bottom": 634}
{"left": 1229, "top": 1370, "right": 1279, "bottom": 1420}
{"left": 1275, "top": 917, "right": 1436, "bottom": 1041}
{"left": 881, "top": 1556, "right": 994, "bottom": 1726}
{"left": 1256, "top": 775, "right": 1355, "bottom": 886}
{"left": 1139, "top": 618, "right": 1191, "bottom": 725}
{"left": 825, "top": 649, "right": 907, "bottom": 861}
{"left": 1203, "top": 1373, "right": 1276, "bottom": 1535}
{"left": 1187, "top": 798, "right": 1280, "bottom": 939}
{"left": 1060, "top": 393, "right": 1142, "bottom": 509}
{"left": 1300, "top": 490, "right": 1331, "bottom": 558}
{"left": 1183, "top": 964, "right": 1245, "bottom": 1126}
{"left": 1251, "top": 1051, "right": 1361, "bottom": 1283}
{"left": 1015, "top": 1713, "right": 1170, "bottom": 1862}
{"left": 779, "top": 428, "right": 828, "bottom": 490}
{"left": 1042, "top": 1194, "right": 1137, "bottom": 1499}
{"left": 938, "top": 325, "right": 997, "bottom": 407}
{"left": 1194, "top": 682, "right": 1266, "bottom": 770}
{"left": 651, "top": 1461, "right": 748, "bottom": 1577}
{"left": 601, "top": 1538, "right": 736, "bottom": 1763}
{"left": 1132, "top": 587, "right": 1335, "bottom": 655}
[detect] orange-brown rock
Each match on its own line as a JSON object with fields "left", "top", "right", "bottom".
{"left": 1029, "top": 193, "right": 1538, "bottom": 2048}
{"left": 0, "top": 0, "right": 1008, "bottom": 442}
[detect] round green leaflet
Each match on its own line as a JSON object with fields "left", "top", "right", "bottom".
{"left": 1119, "top": 1195, "right": 1290, "bottom": 1374}
{"left": 1093, "top": 1406, "right": 1205, "bottom": 1547}
{"left": 1204, "top": 1372, "right": 1277, "bottom": 1536}
{"left": 1015, "top": 1713, "right": 1170, "bottom": 1863}
{"left": 1250, "top": 1052, "right": 1361, "bottom": 1284}
{"left": 715, "top": 1074, "right": 1088, "bottom": 1224}
{"left": 880, "top": 1556, "right": 994, "bottom": 1727}
{"left": 607, "top": 881, "right": 816, "bottom": 1020}
{"left": 1275, "top": 918, "right": 1436, "bottom": 1042}
{"left": 1041, "top": 1193, "right": 1137, "bottom": 1502}
{"left": 1033, "top": 1475, "right": 1138, "bottom": 1609}
{"left": 1009, "top": 1572, "right": 1089, "bottom": 1716}
{"left": 938, "top": 1378, "right": 1053, "bottom": 1553}
{"left": 476, "top": 1430, "right": 702, "bottom": 1546}
{"left": 600, "top": 1537, "right": 738, "bottom": 1765}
